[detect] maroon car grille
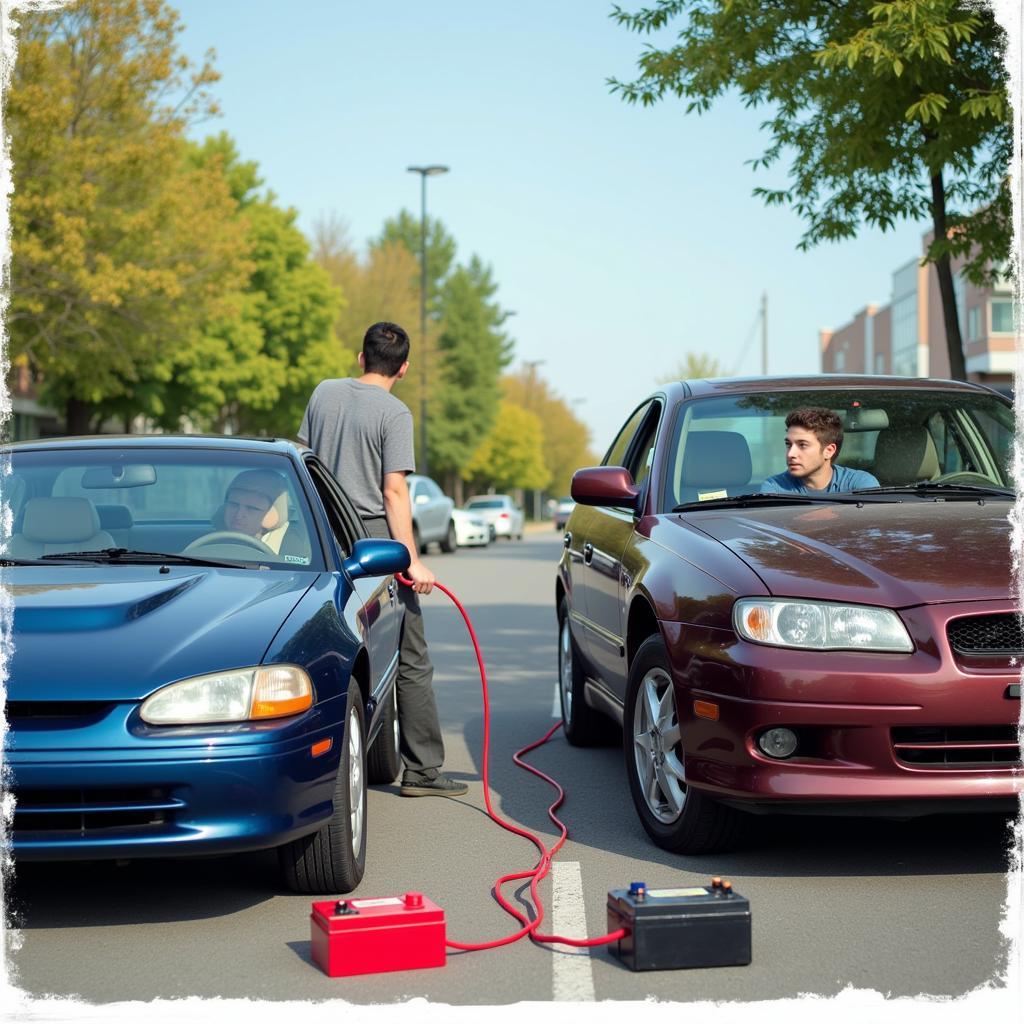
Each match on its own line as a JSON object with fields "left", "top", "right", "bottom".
{"left": 947, "top": 614, "right": 1024, "bottom": 656}
{"left": 892, "top": 726, "right": 1021, "bottom": 768}
{"left": 11, "top": 786, "right": 184, "bottom": 834}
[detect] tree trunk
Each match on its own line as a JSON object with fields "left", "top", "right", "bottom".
{"left": 930, "top": 169, "right": 967, "bottom": 381}
{"left": 65, "top": 397, "right": 94, "bottom": 436}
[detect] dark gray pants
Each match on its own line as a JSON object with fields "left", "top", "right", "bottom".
{"left": 362, "top": 517, "right": 445, "bottom": 779}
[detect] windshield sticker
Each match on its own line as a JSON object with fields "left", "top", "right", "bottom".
{"left": 698, "top": 490, "right": 728, "bottom": 501}
{"left": 284, "top": 555, "right": 311, "bottom": 564}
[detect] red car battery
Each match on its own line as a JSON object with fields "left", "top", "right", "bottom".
{"left": 606, "top": 879, "right": 752, "bottom": 972}
{"left": 310, "top": 892, "right": 446, "bottom": 977}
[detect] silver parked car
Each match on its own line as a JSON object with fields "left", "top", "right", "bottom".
{"left": 464, "top": 494, "right": 525, "bottom": 541}
{"left": 409, "top": 474, "right": 456, "bottom": 554}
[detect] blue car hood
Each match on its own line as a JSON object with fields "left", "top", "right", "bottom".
{"left": 6, "top": 566, "right": 318, "bottom": 700}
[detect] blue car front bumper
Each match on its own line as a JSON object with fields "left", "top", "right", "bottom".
{"left": 7, "top": 699, "right": 347, "bottom": 861}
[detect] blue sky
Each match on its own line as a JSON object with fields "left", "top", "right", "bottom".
{"left": 172, "top": 0, "right": 929, "bottom": 453}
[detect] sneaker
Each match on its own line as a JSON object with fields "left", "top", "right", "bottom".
{"left": 400, "top": 773, "right": 469, "bottom": 798}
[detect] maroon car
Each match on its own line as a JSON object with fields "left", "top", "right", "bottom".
{"left": 556, "top": 376, "right": 1021, "bottom": 853}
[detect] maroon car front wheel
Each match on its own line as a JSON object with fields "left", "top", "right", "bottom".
{"left": 624, "top": 634, "right": 745, "bottom": 855}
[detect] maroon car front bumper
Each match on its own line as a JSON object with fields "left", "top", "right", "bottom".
{"left": 662, "top": 600, "right": 1023, "bottom": 813}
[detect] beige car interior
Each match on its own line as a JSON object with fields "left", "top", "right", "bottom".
{"left": 7, "top": 497, "right": 116, "bottom": 558}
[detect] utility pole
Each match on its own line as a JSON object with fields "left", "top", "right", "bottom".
{"left": 761, "top": 292, "right": 768, "bottom": 375}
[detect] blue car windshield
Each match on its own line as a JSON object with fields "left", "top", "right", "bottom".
{"left": 5, "top": 447, "right": 325, "bottom": 570}
{"left": 664, "top": 388, "right": 1015, "bottom": 510}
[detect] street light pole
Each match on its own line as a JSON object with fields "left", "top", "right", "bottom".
{"left": 524, "top": 359, "right": 546, "bottom": 521}
{"left": 407, "top": 164, "right": 449, "bottom": 477}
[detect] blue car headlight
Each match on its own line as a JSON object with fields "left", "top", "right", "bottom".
{"left": 140, "top": 665, "right": 314, "bottom": 725}
{"left": 733, "top": 599, "right": 913, "bottom": 652}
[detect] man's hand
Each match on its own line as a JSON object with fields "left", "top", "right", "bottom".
{"left": 405, "top": 557, "right": 435, "bottom": 595}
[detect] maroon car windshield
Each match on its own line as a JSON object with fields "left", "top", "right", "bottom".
{"left": 663, "top": 388, "right": 1014, "bottom": 511}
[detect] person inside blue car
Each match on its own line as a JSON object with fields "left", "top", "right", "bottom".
{"left": 761, "top": 407, "right": 879, "bottom": 493}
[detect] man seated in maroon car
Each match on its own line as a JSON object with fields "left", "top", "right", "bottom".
{"left": 760, "top": 407, "right": 879, "bottom": 494}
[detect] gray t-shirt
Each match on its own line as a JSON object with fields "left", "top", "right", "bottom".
{"left": 298, "top": 378, "right": 415, "bottom": 518}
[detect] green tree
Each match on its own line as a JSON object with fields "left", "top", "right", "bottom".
{"left": 611, "top": 0, "right": 1011, "bottom": 380}
{"left": 464, "top": 400, "right": 550, "bottom": 493}
{"left": 658, "top": 353, "right": 722, "bottom": 383}
{"left": 374, "top": 212, "right": 515, "bottom": 479}
{"left": 312, "top": 213, "right": 420, "bottom": 402}
{"left": 374, "top": 209, "right": 457, "bottom": 313}
{"left": 429, "top": 258, "right": 513, "bottom": 483}
{"left": 6, "top": 0, "right": 250, "bottom": 432}
{"left": 161, "top": 136, "right": 344, "bottom": 436}
{"left": 503, "top": 368, "right": 595, "bottom": 495}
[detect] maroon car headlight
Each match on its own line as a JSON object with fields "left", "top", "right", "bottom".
{"left": 733, "top": 599, "right": 913, "bottom": 653}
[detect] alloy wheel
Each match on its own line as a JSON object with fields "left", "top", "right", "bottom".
{"left": 347, "top": 704, "right": 365, "bottom": 857}
{"left": 631, "top": 666, "right": 685, "bottom": 824}
{"left": 559, "top": 617, "right": 574, "bottom": 721}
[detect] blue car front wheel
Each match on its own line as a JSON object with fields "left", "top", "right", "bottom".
{"left": 278, "top": 685, "right": 367, "bottom": 893}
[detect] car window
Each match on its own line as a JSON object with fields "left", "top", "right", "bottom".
{"left": 626, "top": 403, "right": 662, "bottom": 489}
{"left": 9, "top": 448, "right": 324, "bottom": 569}
{"left": 425, "top": 479, "right": 443, "bottom": 499}
{"left": 603, "top": 401, "right": 652, "bottom": 468}
{"left": 306, "top": 461, "right": 363, "bottom": 558}
{"left": 467, "top": 498, "right": 504, "bottom": 509}
{"left": 663, "top": 389, "right": 1015, "bottom": 509}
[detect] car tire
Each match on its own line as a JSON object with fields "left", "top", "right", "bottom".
{"left": 440, "top": 520, "right": 457, "bottom": 554}
{"left": 366, "top": 682, "right": 401, "bottom": 785}
{"left": 412, "top": 524, "right": 426, "bottom": 556}
{"left": 279, "top": 685, "right": 367, "bottom": 893}
{"left": 624, "top": 634, "right": 745, "bottom": 855}
{"left": 558, "top": 597, "right": 617, "bottom": 746}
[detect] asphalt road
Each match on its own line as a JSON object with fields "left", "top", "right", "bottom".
{"left": 4, "top": 529, "right": 1018, "bottom": 1008}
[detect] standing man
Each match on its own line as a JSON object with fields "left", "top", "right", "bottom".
{"left": 298, "top": 321, "right": 468, "bottom": 798}
{"left": 760, "top": 407, "right": 879, "bottom": 493}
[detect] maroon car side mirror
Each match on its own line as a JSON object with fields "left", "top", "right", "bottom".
{"left": 571, "top": 467, "right": 641, "bottom": 513}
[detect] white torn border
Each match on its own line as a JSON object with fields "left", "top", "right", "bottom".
{"left": 0, "top": 1, "right": 1020, "bottom": 1022}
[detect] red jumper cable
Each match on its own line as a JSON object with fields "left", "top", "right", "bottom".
{"left": 397, "top": 573, "right": 626, "bottom": 953}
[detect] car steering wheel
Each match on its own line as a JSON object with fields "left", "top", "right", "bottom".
{"left": 183, "top": 531, "right": 277, "bottom": 556}
{"left": 929, "top": 471, "right": 999, "bottom": 487}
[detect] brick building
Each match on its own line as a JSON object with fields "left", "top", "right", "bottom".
{"left": 820, "top": 233, "right": 1016, "bottom": 390}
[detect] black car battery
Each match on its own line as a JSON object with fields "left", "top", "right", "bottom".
{"left": 606, "top": 879, "right": 751, "bottom": 972}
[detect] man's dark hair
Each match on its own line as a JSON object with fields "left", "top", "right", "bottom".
{"left": 362, "top": 321, "right": 410, "bottom": 377}
{"left": 786, "top": 407, "right": 843, "bottom": 459}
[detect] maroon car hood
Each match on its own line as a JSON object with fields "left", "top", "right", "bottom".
{"left": 683, "top": 500, "right": 1011, "bottom": 607}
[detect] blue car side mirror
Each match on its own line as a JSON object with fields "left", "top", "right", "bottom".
{"left": 343, "top": 538, "right": 411, "bottom": 581}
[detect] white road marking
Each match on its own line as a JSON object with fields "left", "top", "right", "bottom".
{"left": 551, "top": 681, "right": 561, "bottom": 718}
{"left": 551, "top": 860, "right": 596, "bottom": 1002}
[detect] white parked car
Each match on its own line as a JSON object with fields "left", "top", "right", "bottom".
{"left": 409, "top": 474, "right": 456, "bottom": 554}
{"left": 452, "top": 508, "right": 490, "bottom": 547}
{"left": 464, "top": 494, "right": 524, "bottom": 541}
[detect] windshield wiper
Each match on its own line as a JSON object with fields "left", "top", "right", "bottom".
{"left": 673, "top": 492, "right": 867, "bottom": 512}
{"left": 851, "top": 482, "right": 1013, "bottom": 499}
{"left": 38, "top": 548, "right": 255, "bottom": 569}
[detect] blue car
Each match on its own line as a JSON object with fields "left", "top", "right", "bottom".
{"left": 2, "top": 435, "right": 410, "bottom": 893}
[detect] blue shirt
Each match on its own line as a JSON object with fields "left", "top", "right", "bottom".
{"left": 760, "top": 465, "right": 880, "bottom": 494}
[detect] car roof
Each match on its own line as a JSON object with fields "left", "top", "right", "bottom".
{"left": 6, "top": 434, "right": 306, "bottom": 456}
{"left": 663, "top": 374, "right": 1002, "bottom": 400}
